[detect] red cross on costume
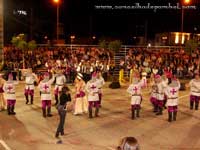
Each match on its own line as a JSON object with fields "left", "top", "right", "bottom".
{"left": 133, "top": 86, "right": 138, "bottom": 93}
{"left": 43, "top": 84, "right": 49, "bottom": 91}
{"left": 91, "top": 85, "right": 96, "bottom": 89}
{"left": 7, "top": 85, "right": 13, "bottom": 92}
{"left": 170, "top": 88, "right": 176, "bottom": 95}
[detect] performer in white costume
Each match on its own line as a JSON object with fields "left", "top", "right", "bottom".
{"left": 162, "top": 75, "right": 169, "bottom": 109}
{"left": 189, "top": 72, "right": 200, "bottom": 110}
{"left": 73, "top": 73, "right": 88, "bottom": 115}
{"left": 149, "top": 76, "right": 158, "bottom": 113}
{"left": 86, "top": 72, "right": 100, "bottom": 118}
{"left": 54, "top": 69, "right": 66, "bottom": 105}
{"left": 127, "top": 75, "right": 143, "bottom": 120}
{"left": 24, "top": 69, "right": 38, "bottom": 104}
{"left": 3, "top": 73, "right": 19, "bottom": 115}
{"left": 38, "top": 72, "right": 55, "bottom": 117}
{"left": 155, "top": 74, "right": 167, "bottom": 115}
{"left": 96, "top": 71, "right": 105, "bottom": 107}
{"left": 165, "top": 77, "right": 180, "bottom": 122}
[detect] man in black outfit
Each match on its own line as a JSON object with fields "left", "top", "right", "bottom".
{"left": 55, "top": 85, "right": 71, "bottom": 138}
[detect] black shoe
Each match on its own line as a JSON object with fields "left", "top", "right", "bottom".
{"left": 61, "top": 131, "right": 64, "bottom": 136}
{"left": 89, "top": 108, "right": 93, "bottom": 118}
{"left": 136, "top": 109, "right": 140, "bottom": 118}
{"left": 55, "top": 133, "right": 59, "bottom": 138}
{"left": 25, "top": 95, "right": 29, "bottom": 104}
{"left": 42, "top": 109, "right": 46, "bottom": 117}
{"left": 153, "top": 105, "right": 158, "bottom": 113}
{"left": 47, "top": 108, "right": 52, "bottom": 117}
{"left": 173, "top": 112, "right": 177, "bottom": 121}
{"left": 47, "top": 114, "right": 53, "bottom": 117}
{"left": 131, "top": 109, "right": 135, "bottom": 120}
{"left": 11, "top": 106, "right": 16, "bottom": 115}
{"left": 95, "top": 108, "right": 99, "bottom": 117}
{"left": 157, "top": 107, "right": 163, "bottom": 115}
{"left": 168, "top": 112, "right": 172, "bottom": 122}
{"left": 195, "top": 102, "right": 199, "bottom": 110}
{"left": 31, "top": 96, "right": 34, "bottom": 104}
{"left": 190, "top": 101, "right": 194, "bottom": 110}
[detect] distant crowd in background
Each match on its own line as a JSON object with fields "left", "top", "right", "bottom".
{"left": 2, "top": 46, "right": 200, "bottom": 82}
{"left": 123, "top": 48, "right": 200, "bottom": 80}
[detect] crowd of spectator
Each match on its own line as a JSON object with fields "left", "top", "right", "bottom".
{"left": 2, "top": 46, "right": 200, "bottom": 82}
{"left": 123, "top": 48, "right": 200, "bottom": 79}
{"left": 3, "top": 46, "right": 113, "bottom": 82}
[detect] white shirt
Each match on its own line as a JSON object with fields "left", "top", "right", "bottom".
{"left": 189, "top": 79, "right": 200, "bottom": 96}
{"left": 3, "top": 80, "right": 19, "bottom": 100}
{"left": 86, "top": 79, "right": 100, "bottom": 102}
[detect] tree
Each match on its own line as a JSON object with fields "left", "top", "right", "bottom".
{"left": 11, "top": 34, "right": 37, "bottom": 68}
{"left": 108, "top": 40, "right": 122, "bottom": 89}
{"left": 99, "top": 40, "right": 107, "bottom": 50}
{"left": 108, "top": 40, "right": 122, "bottom": 52}
{"left": 28, "top": 40, "right": 37, "bottom": 50}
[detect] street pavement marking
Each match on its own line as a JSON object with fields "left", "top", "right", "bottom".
{"left": 0, "top": 140, "right": 12, "bottom": 150}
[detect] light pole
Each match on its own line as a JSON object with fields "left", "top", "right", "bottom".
{"left": 53, "top": 0, "right": 60, "bottom": 44}
{"left": 181, "top": 0, "right": 191, "bottom": 44}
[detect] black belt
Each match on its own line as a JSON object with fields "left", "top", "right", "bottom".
{"left": 56, "top": 84, "right": 63, "bottom": 86}
{"left": 41, "top": 92, "right": 50, "bottom": 94}
{"left": 7, "top": 92, "right": 15, "bottom": 94}
{"left": 155, "top": 92, "right": 164, "bottom": 95}
{"left": 168, "top": 97, "right": 178, "bottom": 99}
{"left": 132, "top": 94, "right": 141, "bottom": 96}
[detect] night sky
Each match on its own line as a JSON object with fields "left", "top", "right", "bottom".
{"left": 3, "top": 0, "right": 200, "bottom": 44}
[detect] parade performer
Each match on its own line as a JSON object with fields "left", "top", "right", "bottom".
{"left": 162, "top": 75, "right": 169, "bottom": 109}
{"left": 86, "top": 72, "right": 100, "bottom": 118}
{"left": 54, "top": 69, "right": 66, "bottom": 106}
{"left": 3, "top": 73, "right": 18, "bottom": 115}
{"left": 24, "top": 69, "right": 38, "bottom": 104}
{"left": 73, "top": 73, "right": 88, "bottom": 115}
{"left": 189, "top": 72, "right": 200, "bottom": 110}
{"left": 55, "top": 85, "right": 71, "bottom": 138}
{"left": 141, "top": 70, "right": 147, "bottom": 88}
{"left": 155, "top": 74, "right": 167, "bottom": 115}
{"left": 149, "top": 76, "right": 158, "bottom": 113}
{"left": 165, "top": 78, "right": 180, "bottom": 122}
{"left": 127, "top": 75, "right": 143, "bottom": 120}
{"left": 96, "top": 71, "right": 105, "bottom": 107}
{"left": 0, "top": 74, "right": 6, "bottom": 111}
{"left": 38, "top": 72, "right": 55, "bottom": 117}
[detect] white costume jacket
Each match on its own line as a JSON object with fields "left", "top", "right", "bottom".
{"left": 38, "top": 77, "right": 55, "bottom": 101}
{"left": 3, "top": 81, "right": 19, "bottom": 100}
{"left": 127, "top": 82, "right": 143, "bottom": 105}
{"left": 189, "top": 79, "right": 200, "bottom": 96}
{"left": 165, "top": 82, "right": 180, "bottom": 106}
{"left": 86, "top": 79, "right": 100, "bottom": 102}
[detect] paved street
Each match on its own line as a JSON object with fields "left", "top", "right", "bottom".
{"left": 0, "top": 81, "right": 200, "bottom": 150}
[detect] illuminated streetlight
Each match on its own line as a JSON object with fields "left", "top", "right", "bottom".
{"left": 183, "top": 0, "right": 191, "bottom": 5}
{"left": 181, "top": 0, "right": 191, "bottom": 45}
{"left": 53, "top": 0, "right": 60, "bottom": 44}
{"left": 53, "top": 0, "right": 59, "bottom": 3}
{"left": 92, "top": 36, "right": 96, "bottom": 40}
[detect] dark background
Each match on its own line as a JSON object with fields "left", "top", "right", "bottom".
{"left": 3, "top": 0, "right": 200, "bottom": 44}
